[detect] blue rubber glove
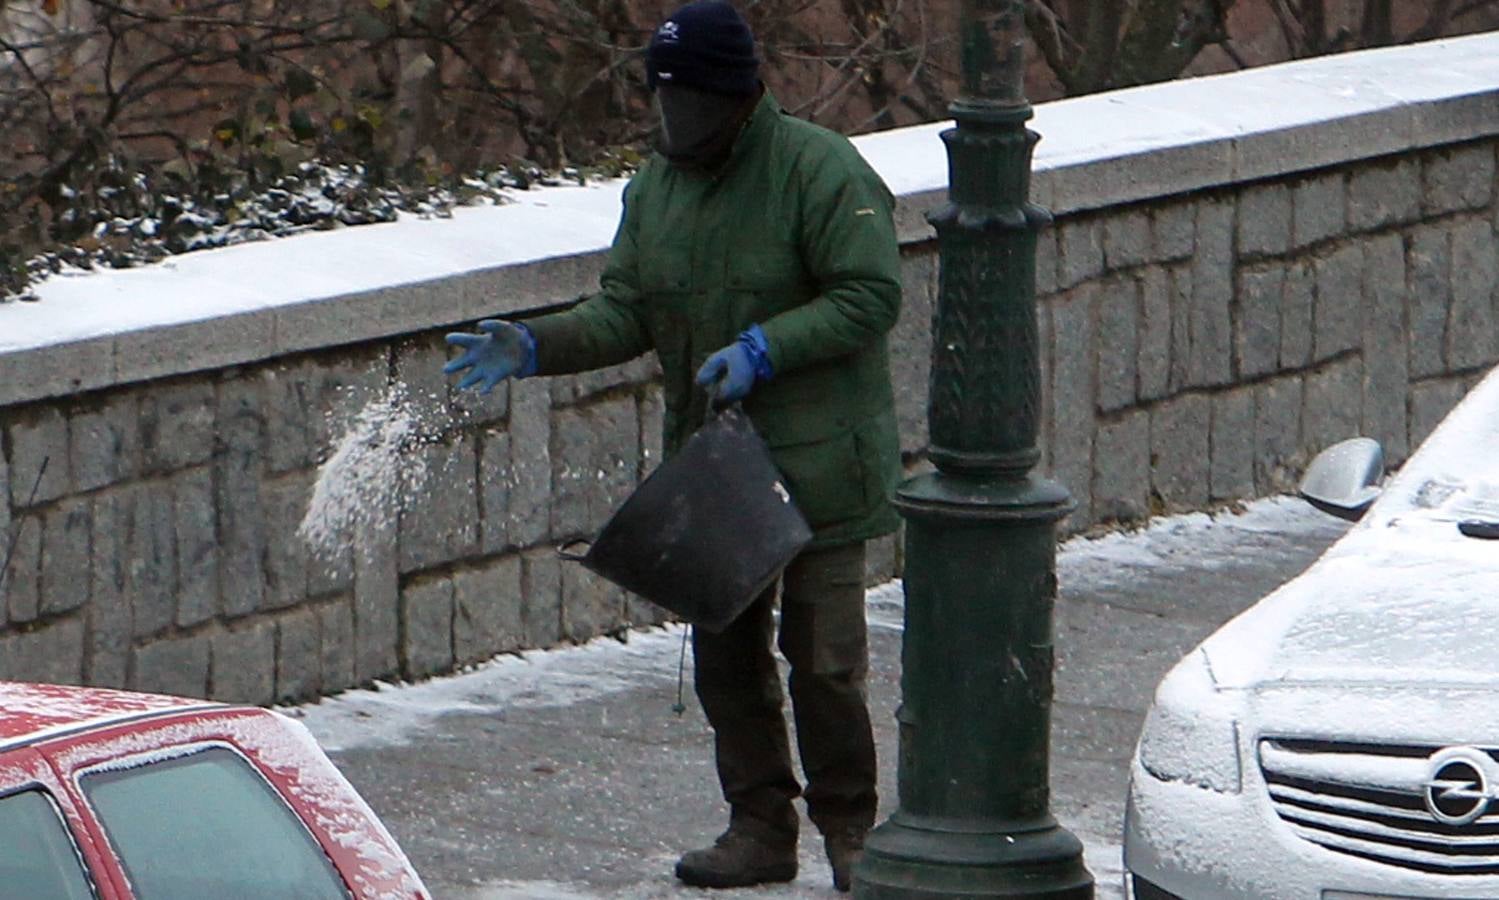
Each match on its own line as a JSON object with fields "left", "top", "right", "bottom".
{"left": 696, "top": 325, "right": 773, "bottom": 403}
{"left": 443, "top": 320, "right": 537, "bottom": 394}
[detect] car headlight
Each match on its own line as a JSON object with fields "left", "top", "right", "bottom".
{"left": 1136, "top": 649, "right": 1243, "bottom": 794}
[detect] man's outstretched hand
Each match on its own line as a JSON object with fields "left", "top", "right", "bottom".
{"left": 444, "top": 320, "right": 536, "bottom": 394}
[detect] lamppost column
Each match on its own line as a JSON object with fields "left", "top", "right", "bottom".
{"left": 851, "top": 2, "right": 1094, "bottom": 897}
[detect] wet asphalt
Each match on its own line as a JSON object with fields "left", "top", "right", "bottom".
{"left": 299, "top": 499, "right": 1352, "bottom": 899}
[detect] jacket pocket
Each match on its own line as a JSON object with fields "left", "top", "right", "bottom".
{"left": 770, "top": 429, "right": 868, "bottom": 529}
{"left": 769, "top": 412, "right": 898, "bottom": 531}
{"left": 726, "top": 250, "right": 801, "bottom": 291}
{"left": 641, "top": 247, "right": 693, "bottom": 293}
{"left": 725, "top": 250, "right": 810, "bottom": 327}
{"left": 852, "top": 411, "right": 900, "bottom": 511}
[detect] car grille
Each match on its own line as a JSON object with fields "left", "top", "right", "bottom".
{"left": 1260, "top": 738, "right": 1499, "bottom": 874}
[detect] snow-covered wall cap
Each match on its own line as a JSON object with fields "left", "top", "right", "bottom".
{"left": 859, "top": 29, "right": 1499, "bottom": 218}
{"left": 4, "top": 31, "right": 1499, "bottom": 407}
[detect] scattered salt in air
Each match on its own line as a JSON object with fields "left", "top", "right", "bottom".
{"left": 298, "top": 385, "right": 435, "bottom": 561}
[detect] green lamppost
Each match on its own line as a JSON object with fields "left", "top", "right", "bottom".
{"left": 851, "top": 1, "right": 1094, "bottom": 897}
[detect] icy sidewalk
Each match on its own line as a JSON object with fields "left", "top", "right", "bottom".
{"left": 290, "top": 496, "right": 1349, "bottom": 898}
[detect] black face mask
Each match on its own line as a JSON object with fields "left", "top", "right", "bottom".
{"left": 656, "top": 84, "right": 746, "bottom": 166}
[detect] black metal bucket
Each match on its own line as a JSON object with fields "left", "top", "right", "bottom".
{"left": 559, "top": 405, "right": 812, "bottom": 633}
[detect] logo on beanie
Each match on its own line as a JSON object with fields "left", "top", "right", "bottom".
{"left": 657, "top": 20, "right": 680, "bottom": 42}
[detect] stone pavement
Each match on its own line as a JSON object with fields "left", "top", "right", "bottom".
{"left": 293, "top": 498, "right": 1352, "bottom": 899}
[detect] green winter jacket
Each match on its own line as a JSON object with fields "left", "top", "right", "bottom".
{"left": 524, "top": 90, "right": 902, "bottom": 548}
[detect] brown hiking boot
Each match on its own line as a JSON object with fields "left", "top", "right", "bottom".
{"left": 674, "top": 826, "right": 798, "bottom": 889}
{"left": 824, "top": 826, "right": 867, "bottom": 893}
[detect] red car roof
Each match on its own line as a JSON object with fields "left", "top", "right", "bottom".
{"left": 0, "top": 682, "right": 218, "bottom": 749}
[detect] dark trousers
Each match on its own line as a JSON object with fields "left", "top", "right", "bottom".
{"left": 691, "top": 541, "right": 877, "bottom": 845}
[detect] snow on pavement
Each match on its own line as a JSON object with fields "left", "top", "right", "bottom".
{"left": 291, "top": 624, "right": 694, "bottom": 756}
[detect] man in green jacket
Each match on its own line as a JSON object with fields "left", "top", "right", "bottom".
{"left": 444, "top": 1, "right": 901, "bottom": 891}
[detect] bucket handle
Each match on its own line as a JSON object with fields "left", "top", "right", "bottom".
{"left": 557, "top": 539, "right": 592, "bottom": 562}
{"left": 702, "top": 374, "right": 725, "bottom": 426}
{"left": 701, "top": 375, "right": 745, "bottom": 426}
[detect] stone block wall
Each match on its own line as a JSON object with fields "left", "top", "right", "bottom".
{"left": 1023, "top": 139, "right": 1499, "bottom": 530}
{"left": 0, "top": 326, "right": 680, "bottom": 702}
{"left": 3, "top": 133, "right": 1497, "bottom": 705}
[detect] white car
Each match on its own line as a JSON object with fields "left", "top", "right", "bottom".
{"left": 1124, "top": 366, "right": 1499, "bottom": 900}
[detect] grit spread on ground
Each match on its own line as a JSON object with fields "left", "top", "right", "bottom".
{"left": 290, "top": 495, "right": 1351, "bottom": 899}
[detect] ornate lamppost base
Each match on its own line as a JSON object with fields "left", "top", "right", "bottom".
{"left": 850, "top": 472, "right": 1093, "bottom": 899}
{"left": 857, "top": 812, "right": 1094, "bottom": 899}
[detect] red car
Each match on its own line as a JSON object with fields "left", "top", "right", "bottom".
{"left": 0, "top": 681, "right": 429, "bottom": 899}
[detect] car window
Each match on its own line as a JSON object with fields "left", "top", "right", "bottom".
{"left": 82, "top": 747, "right": 351, "bottom": 900}
{"left": 0, "top": 789, "right": 96, "bottom": 900}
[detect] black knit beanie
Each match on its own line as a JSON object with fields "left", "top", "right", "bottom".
{"left": 646, "top": 1, "right": 760, "bottom": 97}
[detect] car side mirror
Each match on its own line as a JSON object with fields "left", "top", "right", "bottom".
{"left": 1299, "top": 437, "right": 1384, "bottom": 522}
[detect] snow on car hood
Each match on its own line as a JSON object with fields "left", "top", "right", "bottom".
{"left": 1201, "top": 366, "right": 1499, "bottom": 692}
